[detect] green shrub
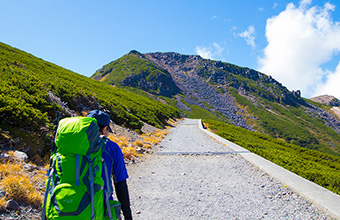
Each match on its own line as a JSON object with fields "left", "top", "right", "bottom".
{"left": 204, "top": 119, "right": 340, "bottom": 195}
{"left": 0, "top": 42, "right": 180, "bottom": 158}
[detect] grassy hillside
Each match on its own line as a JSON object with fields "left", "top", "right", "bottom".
{"left": 228, "top": 88, "right": 340, "bottom": 156}
{"left": 93, "top": 51, "right": 340, "bottom": 157}
{"left": 92, "top": 51, "right": 182, "bottom": 97}
{"left": 0, "top": 42, "right": 180, "bottom": 160}
{"left": 92, "top": 50, "right": 168, "bottom": 85}
{"left": 204, "top": 119, "right": 340, "bottom": 195}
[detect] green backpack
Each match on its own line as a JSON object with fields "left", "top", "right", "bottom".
{"left": 42, "top": 117, "right": 120, "bottom": 220}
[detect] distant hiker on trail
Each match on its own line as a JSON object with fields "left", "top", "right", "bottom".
{"left": 87, "top": 110, "right": 133, "bottom": 220}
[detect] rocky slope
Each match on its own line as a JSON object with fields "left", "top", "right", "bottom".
{"left": 93, "top": 51, "right": 306, "bottom": 131}
{"left": 92, "top": 51, "right": 340, "bottom": 155}
{"left": 311, "top": 95, "right": 340, "bottom": 107}
{"left": 144, "top": 52, "right": 253, "bottom": 130}
{"left": 332, "top": 107, "right": 340, "bottom": 119}
{"left": 310, "top": 95, "right": 340, "bottom": 120}
{"left": 146, "top": 52, "right": 302, "bottom": 105}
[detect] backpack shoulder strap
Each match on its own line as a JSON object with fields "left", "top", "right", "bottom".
{"left": 100, "top": 136, "right": 110, "bottom": 156}
{"left": 42, "top": 156, "right": 57, "bottom": 220}
{"left": 100, "top": 136, "right": 114, "bottom": 220}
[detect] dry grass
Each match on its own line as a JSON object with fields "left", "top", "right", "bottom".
{"left": 141, "top": 129, "right": 169, "bottom": 145}
{"left": 0, "top": 162, "right": 21, "bottom": 179}
{"left": 121, "top": 146, "right": 142, "bottom": 160}
{"left": 132, "top": 140, "right": 144, "bottom": 148}
{"left": 143, "top": 144, "right": 152, "bottom": 149}
{"left": 108, "top": 134, "right": 140, "bottom": 159}
{"left": 0, "top": 119, "right": 177, "bottom": 211}
{"left": 107, "top": 123, "right": 172, "bottom": 160}
{"left": 108, "top": 135, "right": 129, "bottom": 148}
{"left": 1, "top": 175, "right": 43, "bottom": 208}
{"left": 0, "top": 151, "right": 47, "bottom": 211}
{"left": 7, "top": 151, "right": 15, "bottom": 157}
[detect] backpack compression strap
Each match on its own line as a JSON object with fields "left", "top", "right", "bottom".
{"left": 41, "top": 167, "right": 53, "bottom": 220}
{"left": 87, "top": 154, "right": 95, "bottom": 220}
{"left": 76, "top": 154, "right": 80, "bottom": 186}
{"left": 101, "top": 136, "right": 113, "bottom": 220}
{"left": 103, "top": 159, "right": 113, "bottom": 220}
{"left": 41, "top": 157, "right": 56, "bottom": 220}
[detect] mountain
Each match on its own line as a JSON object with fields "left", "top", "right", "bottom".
{"left": 1, "top": 43, "right": 340, "bottom": 215}
{"left": 92, "top": 51, "right": 340, "bottom": 156}
{"left": 310, "top": 94, "right": 340, "bottom": 121}
{"left": 1, "top": 41, "right": 340, "bottom": 159}
{"left": 0, "top": 43, "right": 180, "bottom": 161}
{"left": 92, "top": 50, "right": 182, "bottom": 98}
{"left": 310, "top": 95, "right": 340, "bottom": 107}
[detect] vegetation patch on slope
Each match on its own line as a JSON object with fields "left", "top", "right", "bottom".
{"left": 94, "top": 51, "right": 340, "bottom": 156}
{"left": 92, "top": 50, "right": 181, "bottom": 97}
{"left": 0, "top": 42, "right": 180, "bottom": 159}
{"left": 204, "top": 119, "right": 340, "bottom": 195}
{"left": 228, "top": 88, "right": 340, "bottom": 155}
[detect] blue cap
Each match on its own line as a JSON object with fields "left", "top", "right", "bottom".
{"left": 87, "top": 110, "right": 113, "bottom": 132}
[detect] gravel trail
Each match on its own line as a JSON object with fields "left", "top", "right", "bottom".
{"left": 127, "top": 119, "right": 332, "bottom": 219}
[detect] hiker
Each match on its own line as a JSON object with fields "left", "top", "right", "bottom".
{"left": 43, "top": 116, "right": 113, "bottom": 220}
{"left": 87, "top": 110, "right": 133, "bottom": 220}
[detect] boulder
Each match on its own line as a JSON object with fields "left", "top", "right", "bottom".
{"left": 6, "top": 199, "right": 19, "bottom": 211}
{"left": 14, "top": 150, "right": 28, "bottom": 161}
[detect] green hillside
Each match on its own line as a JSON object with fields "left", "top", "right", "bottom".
{"left": 2, "top": 42, "right": 340, "bottom": 195}
{"left": 228, "top": 88, "right": 340, "bottom": 155}
{"left": 204, "top": 119, "right": 340, "bottom": 195}
{"left": 0, "top": 42, "right": 180, "bottom": 160}
{"left": 92, "top": 50, "right": 166, "bottom": 86}
{"left": 92, "top": 51, "right": 182, "bottom": 98}
{"left": 92, "top": 51, "right": 340, "bottom": 157}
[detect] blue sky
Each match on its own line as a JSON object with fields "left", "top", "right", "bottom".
{"left": 1, "top": 0, "right": 340, "bottom": 99}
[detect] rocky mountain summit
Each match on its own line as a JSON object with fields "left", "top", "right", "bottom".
{"left": 310, "top": 95, "right": 340, "bottom": 107}
{"left": 94, "top": 51, "right": 305, "bottom": 131}
{"left": 310, "top": 95, "right": 340, "bottom": 120}
{"left": 93, "top": 50, "right": 340, "bottom": 154}
{"left": 146, "top": 52, "right": 302, "bottom": 105}
{"left": 144, "top": 52, "right": 253, "bottom": 130}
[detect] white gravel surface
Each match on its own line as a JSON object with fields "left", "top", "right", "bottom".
{"left": 127, "top": 119, "right": 333, "bottom": 219}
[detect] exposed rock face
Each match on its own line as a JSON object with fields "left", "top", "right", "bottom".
{"left": 144, "top": 52, "right": 254, "bottom": 130}
{"left": 310, "top": 95, "right": 340, "bottom": 107}
{"left": 144, "top": 52, "right": 309, "bottom": 130}
{"left": 303, "top": 103, "right": 340, "bottom": 134}
{"left": 145, "top": 52, "right": 303, "bottom": 105}
{"left": 145, "top": 52, "right": 340, "bottom": 136}
{"left": 93, "top": 51, "right": 340, "bottom": 138}
{"left": 332, "top": 107, "right": 340, "bottom": 119}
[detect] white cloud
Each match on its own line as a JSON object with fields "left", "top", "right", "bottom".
{"left": 273, "top": 3, "right": 279, "bottom": 9}
{"left": 258, "top": 0, "right": 340, "bottom": 98}
{"left": 300, "top": 0, "right": 312, "bottom": 8}
{"left": 196, "top": 43, "right": 224, "bottom": 60}
{"left": 230, "top": 26, "right": 237, "bottom": 32}
{"left": 238, "top": 25, "right": 256, "bottom": 48}
{"left": 314, "top": 62, "right": 340, "bottom": 99}
{"left": 196, "top": 46, "right": 213, "bottom": 60}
